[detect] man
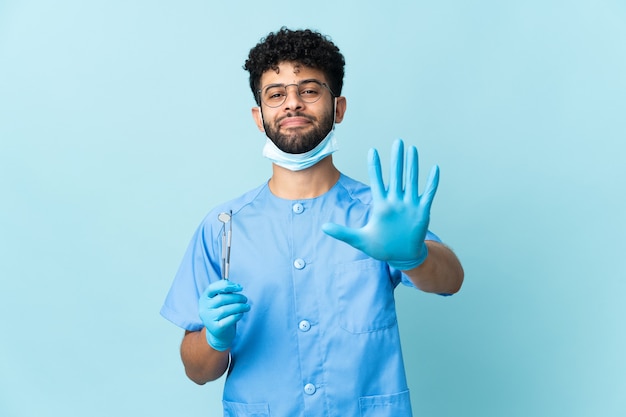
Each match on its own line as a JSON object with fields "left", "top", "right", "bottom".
{"left": 161, "top": 27, "right": 463, "bottom": 417}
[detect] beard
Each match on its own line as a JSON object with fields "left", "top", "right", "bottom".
{"left": 263, "top": 107, "right": 335, "bottom": 154}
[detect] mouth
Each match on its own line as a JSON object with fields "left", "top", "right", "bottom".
{"left": 279, "top": 115, "right": 314, "bottom": 129}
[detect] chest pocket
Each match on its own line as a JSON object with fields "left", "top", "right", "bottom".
{"left": 332, "top": 258, "right": 398, "bottom": 334}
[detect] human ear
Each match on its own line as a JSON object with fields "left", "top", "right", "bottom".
{"left": 251, "top": 107, "right": 265, "bottom": 132}
{"left": 334, "top": 97, "right": 347, "bottom": 124}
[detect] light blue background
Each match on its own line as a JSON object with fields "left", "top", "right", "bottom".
{"left": 1, "top": 1, "right": 625, "bottom": 416}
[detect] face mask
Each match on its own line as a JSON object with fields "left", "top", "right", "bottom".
{"left": 260, "top": 99, "right": 338, "bottom": 172}
{"left": 262, "top": 129, "right": 338, "bottom": 171}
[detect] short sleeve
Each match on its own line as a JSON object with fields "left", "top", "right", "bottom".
{"left": 160, "top": 221, "right": 222, "bottom": 331}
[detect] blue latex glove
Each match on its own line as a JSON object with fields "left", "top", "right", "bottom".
{"left": 322, "top": 139, "right": 439, "bottom": 270}
{"left": 198, "top": 279, "right": 250, "bottom": 351}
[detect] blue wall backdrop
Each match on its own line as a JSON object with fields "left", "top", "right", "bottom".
{"left": 1, "top": 1, "right": 624, "bottom": 416}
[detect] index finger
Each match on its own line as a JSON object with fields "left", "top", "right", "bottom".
{"left": 205, "top": 280, "right": 243, "bottom": 298}
{"left": 367, "top": 147, "right": 386, "bottom": 200}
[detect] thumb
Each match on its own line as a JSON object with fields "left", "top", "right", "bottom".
{"left": 322, "top": 223, "right": 362, "bottom": 248}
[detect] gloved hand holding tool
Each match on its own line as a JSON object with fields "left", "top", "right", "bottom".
{"left": 323, "top": 139, "right": 439, "bottom": 270}
{"left": 199, "top": 279, "right": 250, "bottom": 351}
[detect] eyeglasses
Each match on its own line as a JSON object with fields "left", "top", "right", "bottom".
{"left": 258, "top": 79, "right": 334, "bottom": 108}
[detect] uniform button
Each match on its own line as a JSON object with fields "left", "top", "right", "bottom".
{"left": 298, "top": 320, "right": 311, "bottom": 332}
{"left": 292, "top": 203, "right": 304, "bottom": 214}
{"left": 293, "top": 258, "right": 306, "bottom": 269}
{"left": 304, "top": 383, "right": 316, "bottom": 395}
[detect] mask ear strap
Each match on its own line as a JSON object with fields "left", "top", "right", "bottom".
{"left": 258, "top": 107, "right": 265, "bottom": 131}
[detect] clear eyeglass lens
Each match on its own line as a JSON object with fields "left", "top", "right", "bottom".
{"left": 261, "top": 81, "right": 327, "bottom": 107}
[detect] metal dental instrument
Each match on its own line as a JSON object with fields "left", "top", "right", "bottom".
{"left": 218, "top": 211, "right": 232, "bottom": 280}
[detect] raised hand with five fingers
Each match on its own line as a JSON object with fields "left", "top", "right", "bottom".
{"left": 322, "top": 139, "right": 439, "bottom": 270}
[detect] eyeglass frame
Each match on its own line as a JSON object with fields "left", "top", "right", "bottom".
{"left": 256, "top": 79, "right": 336, "bottom": 108}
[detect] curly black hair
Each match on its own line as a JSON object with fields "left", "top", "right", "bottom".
{"left": 244, "top": 27, "right": 345, "bottom": 105}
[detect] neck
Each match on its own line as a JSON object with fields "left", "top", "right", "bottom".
{"left": 268, "top": 156, "right": 340, "bottom": 199}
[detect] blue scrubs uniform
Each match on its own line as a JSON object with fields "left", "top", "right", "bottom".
{"left": 161, "top": 174, "right": 440, "bottom": 417}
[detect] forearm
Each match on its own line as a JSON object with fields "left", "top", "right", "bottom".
{"left": 403, "top": 241, "right": 464, "bottom": 294}
{"left": 180, "top": 329, "right": 230, "bottom": 385}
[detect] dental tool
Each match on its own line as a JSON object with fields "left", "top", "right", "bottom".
{"left": 218, "top": 210, "right": 232, "bottom": 280}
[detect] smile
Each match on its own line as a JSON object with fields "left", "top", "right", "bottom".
{"left": 279, "top": 116, "right": 313, "bottom": 128}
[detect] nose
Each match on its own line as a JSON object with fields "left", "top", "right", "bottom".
{"left": 282, "top": 84, "right": 304, "bottom": 110}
